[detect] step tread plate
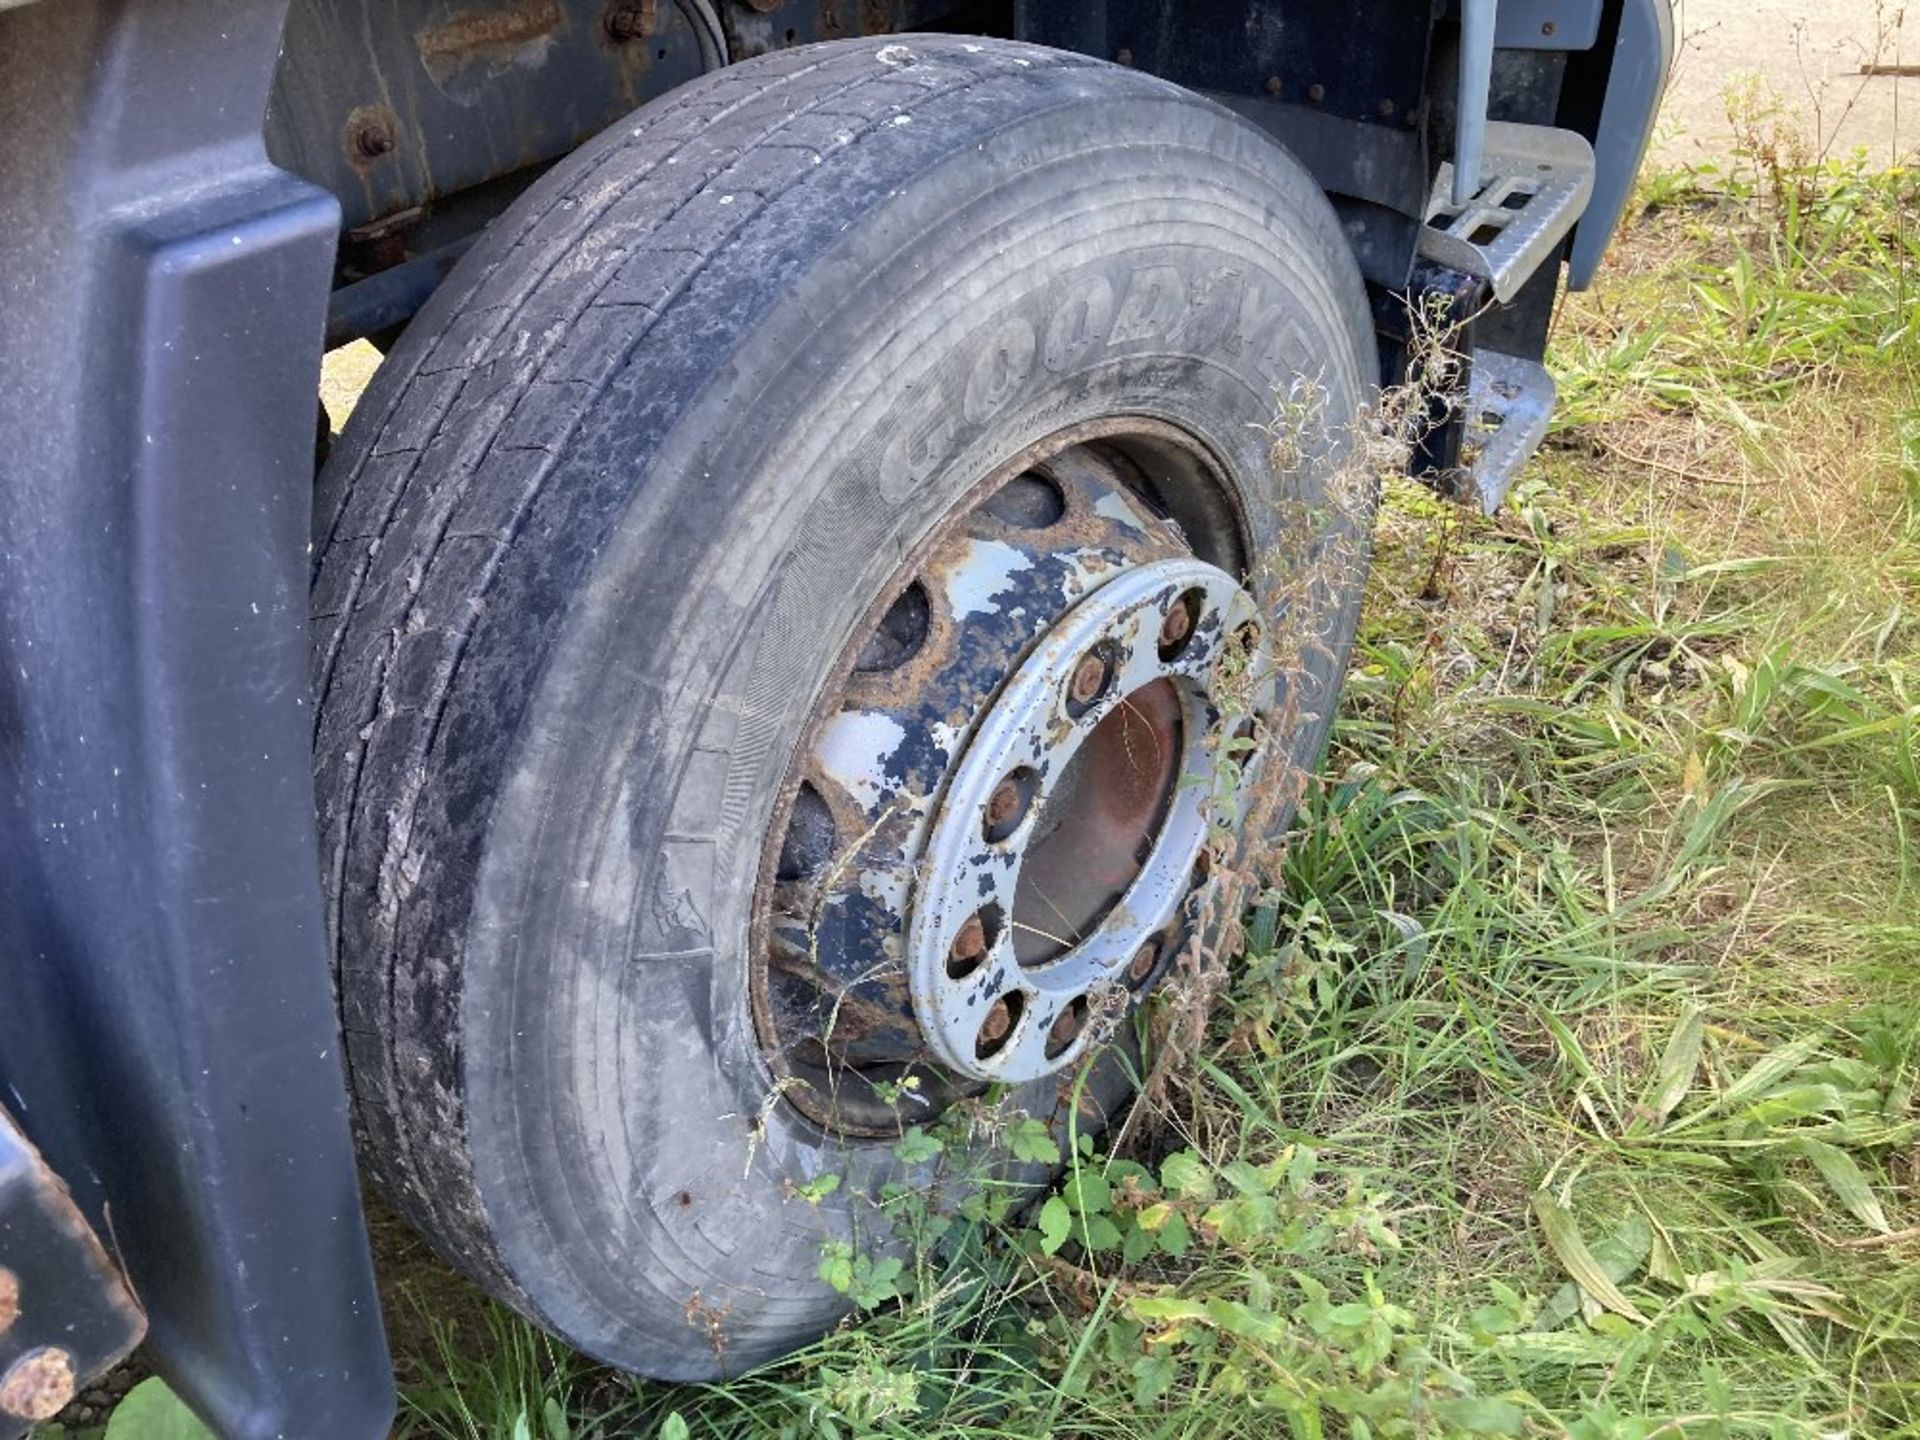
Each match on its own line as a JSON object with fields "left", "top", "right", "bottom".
{"left": 1463, "top": 349, "right": 1556, "bottom": 514}
{"left": 1423, "top": 123, "right": 1596, "bottom": 303}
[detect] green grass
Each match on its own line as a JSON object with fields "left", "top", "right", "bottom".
{"left": 377, "top": 158, "right": 1920, "bottom": 1440}
{"left": 362, "top": 154, "right": 1920, "bottom": 1440}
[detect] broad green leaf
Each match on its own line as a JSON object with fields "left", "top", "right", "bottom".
{"left": 893, "top": 1126, "right": 942, "bottom": 1164}
{"left": 1201, "top": 1296, "right": 1288, "bottom": 1343}
{"left": 1535, "top": 1213, "right": 1652, "bottom": 1330}
{"left": 818, "top": 1242, "right": 854, "bottom": 1293}
{"left": 1741, "top": 1083, "right": 1847, "bottom": 1125}
{"left": 1007, "top": 1116, "right": 1059, "bottom": 1165}
{"left": 1646, "top": 1218, "right": 1685, "bottom": 1288}
{"left": 1063, "top": 1170, "right": 1110, "bottom": 1215}
{"left": 1719, "top": 1035, "right": 1822, "bottom": 1110}
{"left": 1635, "top": 1008, "right": 1704, "bottom": 1132}
{"left": 1082, "top": 1213, "right": 1124, "bottom": 1252}
{"left": 1038, "top": 1194, "right": 1072, "bottom": 1254}
{"left": 544, "top": 1396, "right": 572, "bottom": 1440}
{"left": 661, "top": 1413, "right": 691, "bottom": 1440}
{"left": 1795, "top": 1137, "right": 1891, "bottom": 1232}
{"left": 1127, "top": 1295, "right": 1213, "bottom": 1325}
{"left": 1286, "top": 1144, "right": 1318, "bottom": 1193}
{"left": 1220, "top": 1160, "right": 1265, "bottom": 1196}
{"left": 1431, "top": 1396, "right": 1527, "bottom": 1436}
{"left": 1135, "top": 1201, "right": 1174, "bottom": 1232}
{"left": 1204, "top": 1192, "right": 1280, "bottom": 1247}
{"left": 106, "top": 1380, "right": 217, "bottom": 1440}
{"left": 1531, "top": 1195, "right": 1648, "bottom": 1325}
{"left": 855, "top": 1254, "right": 905, "bottom": 1306}
{"left": 1158, "top": 1210, "right": 1193, "bottom": 1259}
{"left": 1161, "top": 1152, "right": 1214, "bottom": 1201}
{"left": 793, "top": 1172, "right": 840, "bottom": 1205}
{"left": 1131, "top": 1351, "right": 1178, "bottom": 1406}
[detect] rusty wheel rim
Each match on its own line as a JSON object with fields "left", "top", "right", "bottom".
{"left": 751, "top": 422, "right": 1270, "bottom": 1132}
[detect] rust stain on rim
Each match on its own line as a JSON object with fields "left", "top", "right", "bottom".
{"left": 747, "top": 415, "right": 1233, "bottom": 1133}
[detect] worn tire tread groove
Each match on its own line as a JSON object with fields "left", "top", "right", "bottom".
{"left": 316, "top": 38, "right": 1099, "bottom": 1293}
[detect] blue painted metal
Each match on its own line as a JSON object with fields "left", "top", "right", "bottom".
{"left": 0, "top": 1, "right": 393, "bottom": 1435}
{"left": 1094, "top": 0, "right": 1440, "bottom": 133}
{"left": 1496, "top": 0, "right": 1602, "bottom": 50}
{"left": 1568, "top": 0, "right": 1674, "bottom": 288}
{"left": 268, "top": 0, "right": 722, "bottom": 236}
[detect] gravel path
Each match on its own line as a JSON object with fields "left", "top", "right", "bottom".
{"left": 1657, "top": 0, "right": 1916, "bottom": 165}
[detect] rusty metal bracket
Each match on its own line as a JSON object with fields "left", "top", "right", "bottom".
{"left": 0, "top": 1107, "right": 144, "bottom": 1439}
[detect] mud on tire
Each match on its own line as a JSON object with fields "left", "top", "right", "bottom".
{"left": 311, "top": 35, "right": 1374, "bottom": 1378}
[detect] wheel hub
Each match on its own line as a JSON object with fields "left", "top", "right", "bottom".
{"left": 754, "top": 435, "right": 1270, "bottom": 1129}
{"left": 909, "top": 556, "right": 1254, "bottom": 1080}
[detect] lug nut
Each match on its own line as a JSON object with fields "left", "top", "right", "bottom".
{"left": 947, "top": 912, "right": 990, "bottom": 978}
{"left": 986, "top": 780, "right": 1022, "bottom": 830}
{"left": 1048, "top": 1005, "right": 1084, "bottom": 1051}
{"left": 978, "top": 996, "right": 1016, "bottom": 1053}
{"left": 951, "top": 914, "right": 986, "bottom": 962}
{"left": 1160, "top": 589, "right": 1207, "bottom": 660}
{"left": 1069, "top": 651, "right": 1108, "bottom": 706}
{"left": 984, "top": 769, "right": 1036, "bottom": 841}
{"left": 1160, "top": 604, "right": 1193, "bottom": 648}
{"left": 1127, "top": 941, "right": 1159, "bottom": 985}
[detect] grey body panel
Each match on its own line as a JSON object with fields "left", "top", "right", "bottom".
{"left": 1569, "top": 0, "right": 1674, "bottom": 288}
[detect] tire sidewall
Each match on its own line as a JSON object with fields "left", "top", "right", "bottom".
{"left": 442, "top": 66, "right": 1372, "bottom": 1375}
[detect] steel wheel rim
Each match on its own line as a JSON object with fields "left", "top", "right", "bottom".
{"left": 749, "top": 420, "right": 1268, "bottom": 1134}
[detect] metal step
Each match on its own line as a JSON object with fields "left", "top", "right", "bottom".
{"left": 1461, "top": 349, "right": 1556, "bottom": 514}
{"left": 1421, "top": 123, "right": 1596, "bottom": 303}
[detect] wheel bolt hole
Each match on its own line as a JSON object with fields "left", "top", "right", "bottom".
{"left": 855, "top": 581, "right": 931, "bottom": 674}
{"left": 1064, "top": 647, "right": 1114, "bottom": 719}
{"left": 775, "top": 782, "right": 837, "bottom": 881}
{"left": 1158, "top": 588, "right": 1205, "bottom": 661}
{"left": 976, "top": 991, "right": 1024, "bottom": 1060}
{"left": 946, "top": 903, "right": 1002, "bottom": 980}
{"left": 980, "top": 470, "right": 1067, "bottom": 529}
{"left": 1191, "top": 847, "right": 1213, "bottom": 888}
{"left": 1045, "top": 995, "right": 1090, "bottom": 1059}
{"left": 983, "top": 767, "right": 1038, "bottom": 843}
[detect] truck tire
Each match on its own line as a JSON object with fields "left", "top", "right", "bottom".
{"left": 311, "top": 35, "right": 1373, "bottom": 1379}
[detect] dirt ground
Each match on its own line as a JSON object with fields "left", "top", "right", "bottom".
{"left": 1658, "top": 0, "right": 1916, "bottom": 166}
